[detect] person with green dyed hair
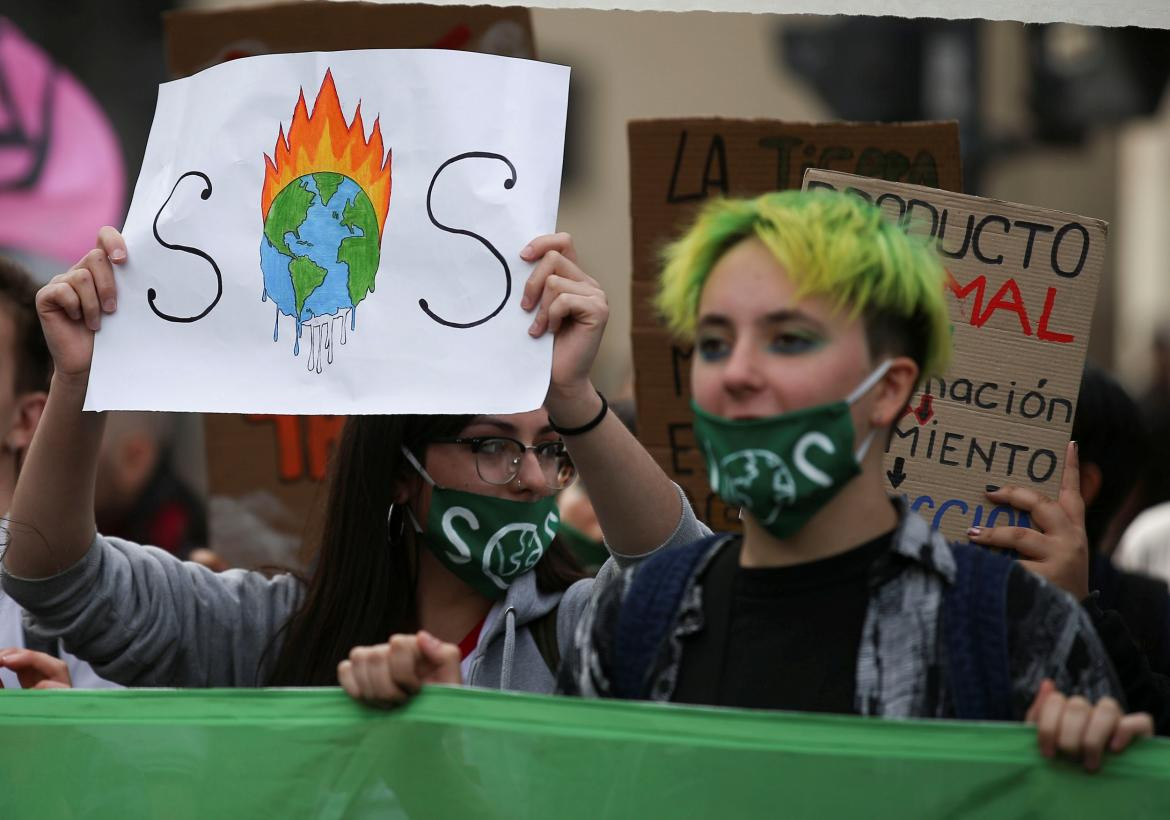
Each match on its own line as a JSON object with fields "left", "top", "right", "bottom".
{"left": 656, "top": 188, "right": 952, "bottom": 382}
{"left": 561, "top": 189, "right": 1153, "bottom": 771}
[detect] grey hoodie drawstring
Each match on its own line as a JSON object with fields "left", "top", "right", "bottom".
{"left": 500, "top": 606, "right": 517, "bottom": 690}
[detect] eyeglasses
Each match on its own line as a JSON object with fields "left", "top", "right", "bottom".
{"left": 431, "top": 436, "right": 576, "bottom": 490}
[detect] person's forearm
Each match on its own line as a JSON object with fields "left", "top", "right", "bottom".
{"left": 5, "top": 373, "right": 104, "bottom": 578}
{"left": 551, "top": 385, "right": 681, "bottom": 556}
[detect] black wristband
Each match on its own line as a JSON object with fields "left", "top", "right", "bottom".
{"left": 549, "top": 392, "right": 608, "bottom": 436}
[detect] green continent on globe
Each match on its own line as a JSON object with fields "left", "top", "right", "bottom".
{"left": 263, "top": 179, "right": 315, "bottom": 258}
{"left": 290, "top": 256, "right": 328, "bottom": 315}
{"left": 313, "top": 172, "right": 344, "bottom": 207}
{"left": 338, "top": 189, "right": 381, "bottom": 307}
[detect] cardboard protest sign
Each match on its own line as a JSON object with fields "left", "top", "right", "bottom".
{"left": 203, "top": 413, "right": 343, "bottom": 564}
{"left": 164, "top": 2, "right": 536, "bottom": 79}
{"left": 86, "top": 50, "right": 569, "bottom": 415}
{"left": 804, "top": 169, "right": 1104, "bottom": 541}
{"left": 629, "top": 119, "right": 961, "bottom": 528}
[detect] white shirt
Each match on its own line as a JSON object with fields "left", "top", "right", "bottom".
{"left": 1115, "top": 501, "right": 1170, "bottom": 586}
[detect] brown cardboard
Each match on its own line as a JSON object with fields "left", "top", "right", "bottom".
{"left": 803, "top": 169, "right": 1105, "bottom": 541}
{"left": 165, "top": 2, "right": 535, "bottom": 79}
{"left": 629, "top": 119, "right": 963, "bottom": 527}
{"left": 180, "top": 2, "right": 534, "bottom": 557}
{"left": 204, "top": 414, "right": 345, "bottom": 554}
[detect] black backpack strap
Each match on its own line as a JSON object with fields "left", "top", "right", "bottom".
{"left": 22, "top": 623, "right": 59, "bottom": 659}
{"left": 943, "top": 542, "right": 1014, "bottom": 720}
{"left": 530, "top": 605, "right": 560, "bottom": 676}
{"left": 613, "top": 534, "right": 730, "bottom": 700}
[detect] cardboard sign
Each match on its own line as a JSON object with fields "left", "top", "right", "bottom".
{"left": 629, "top": 119, "right": 962, "bottom": 527}
{"left": 164, "top": 2, "right": 536, "bottom": 79}
{"left": 804, "top": 169, "right": 1104, "bottom": 541}
{"left": 204, "top": 413, "right": 344, "bottom": 559}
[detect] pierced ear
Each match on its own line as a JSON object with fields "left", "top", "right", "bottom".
{"left": 871, "top": 357, "right": 920, "bottom": 428}
{"left": 6, "top": 391, "right": 47, "bottom": 453}
{"left": 391, "top": 474, "right": 421, "bottom": 505}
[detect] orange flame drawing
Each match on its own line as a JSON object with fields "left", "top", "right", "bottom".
{"left": 261, "top": 70, "right": 392, "bottom": 236}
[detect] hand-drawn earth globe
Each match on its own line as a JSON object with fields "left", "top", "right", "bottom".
{"left": 260, "top": 172, "right": 379, "bottom": 346}
{"left": 715, "top": 449, "right": 797, "bottom": 524}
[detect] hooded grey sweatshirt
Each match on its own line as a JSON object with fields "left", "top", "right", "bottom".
{"left": 1, "top": 485, "right": 707, "bottom": 692}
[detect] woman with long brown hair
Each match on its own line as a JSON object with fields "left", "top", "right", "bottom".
{"left": 1, "top": 230, "right": 704, "bottom": 697}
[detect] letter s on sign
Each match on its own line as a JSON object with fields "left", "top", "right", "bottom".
{"left": 421, "top": 152, "right": 518, "bottom": 329}
{"left": 149, "top": 171, "right": 223, "bottom": 323}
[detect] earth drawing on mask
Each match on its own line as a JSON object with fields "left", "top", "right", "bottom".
{"left": 707, "top": 443, "right": 797, "bottom": 526}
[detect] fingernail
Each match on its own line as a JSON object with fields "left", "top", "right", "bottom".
{"left": 968, "top": 527, "right": 982, "bottom": 537}
{"left": 520, "top": 244, "right": 534, "bottom": 259}
{"left": 529, "top": 321, "right": 540, "bottom": 336}
{"left": 104, "top": 299, "right": 116, "bottom": 313}
{"left": 109, "top": 249, "right": 126, "bottom": 262}
{"left": 520, "top": 297, "right": 531, "bottom": 310}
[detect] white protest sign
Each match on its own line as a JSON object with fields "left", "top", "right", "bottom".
{"left": 87, "top": 50, "right": 569, "bottom": 415}
{"left": 380, "top": 0, "right": 1169, "bottom": 29}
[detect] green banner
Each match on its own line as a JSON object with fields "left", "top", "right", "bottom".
{"left": 1, "top": 687, "right": 1168, "bottom": 818}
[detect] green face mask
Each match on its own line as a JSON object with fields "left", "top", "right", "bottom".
{"left": 691, "top": 360, "right": 891, "bottom": 540}
{"left": 401, "top": 447, "right": 561, "bottom": 600}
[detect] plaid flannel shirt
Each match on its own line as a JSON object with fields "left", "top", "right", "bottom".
{"left": 560, "top": 500, "right": 1121, "bottom": 718}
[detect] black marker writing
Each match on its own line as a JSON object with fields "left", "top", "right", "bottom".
{"left": 421, "top": 152, "right": 517, "bottom": 329}
{"left": 149, "top": 171, "right": 222, "bottom": 323}
{"left": 667, "top": 131, "right": 728, "bottom": 202}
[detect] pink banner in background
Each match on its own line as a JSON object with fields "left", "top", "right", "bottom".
{"left": 0, "top": 18, "right": 125, "bottom": 267}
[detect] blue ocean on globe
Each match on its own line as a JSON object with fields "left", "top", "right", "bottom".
{"left": 260, "top": 173, "right": 380, "bottom": 360}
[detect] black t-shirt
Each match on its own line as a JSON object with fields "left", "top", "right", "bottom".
{"left": 672, "top": 531, "right": 894, "bottom": 714}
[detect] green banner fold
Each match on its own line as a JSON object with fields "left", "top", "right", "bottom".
{"left": 1, "top": 686, "right": 1167, "bottom": 818}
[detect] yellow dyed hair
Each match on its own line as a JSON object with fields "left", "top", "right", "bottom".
{"left": 655, "top": 189, "right": 952, "bottom": 378}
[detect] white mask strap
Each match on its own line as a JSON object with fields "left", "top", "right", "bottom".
{"left": 854, "top": 429, "right": 879, "bottom": 462}
{"left": 400, "top": 445, "right": 439, "bottom": 488}
{"left": 387, "top": 502, "right": 424, "bottom": 536}
{"left": 848, "top": 360, "right": 893, "bottom": 463}
{"left": 846, "top": 359, "right": 894, "bottom": 405}
{"left": 404, "top": 505, "right": 424, "bottom": 534}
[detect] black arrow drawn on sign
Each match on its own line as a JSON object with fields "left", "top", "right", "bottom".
{"left": 887, "top": 457, "right": 907, "bottom": 489}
